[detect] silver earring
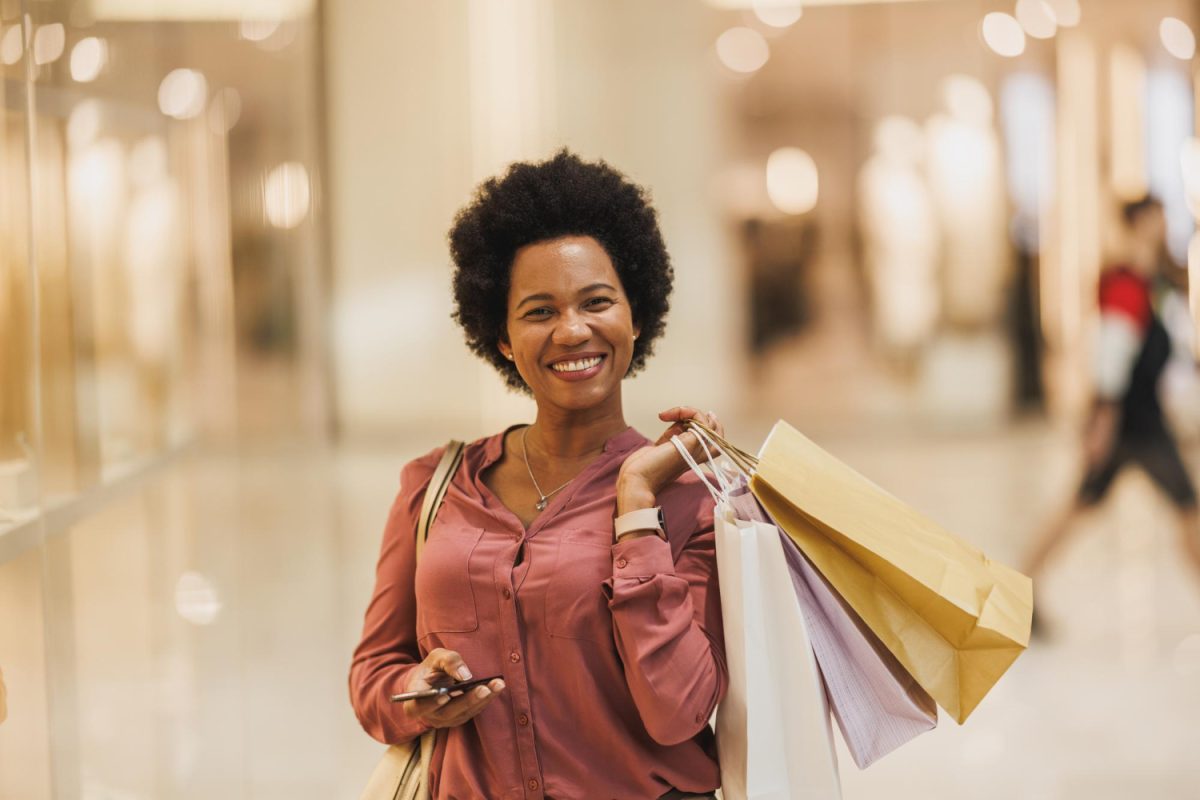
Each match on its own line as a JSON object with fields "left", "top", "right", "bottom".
{"left": 505, "top": 353, "right": 514, "bottom": 361}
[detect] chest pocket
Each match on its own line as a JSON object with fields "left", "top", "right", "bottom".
{"left": 415, "top": 524, "right": 483, "bottom": 636}
{"left": 545, "top": 528, "right": 614, "bottom": 645}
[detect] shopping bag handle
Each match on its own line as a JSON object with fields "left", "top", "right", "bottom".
{"left": 686, "top": 419, "right": 759, "bottom": 476}
{"left": 669, "top": 434, "right": 724, "bottom": 504}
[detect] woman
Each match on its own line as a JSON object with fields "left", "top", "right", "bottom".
{"left": 350, "top": 151, "right": 727, "bottom": 799}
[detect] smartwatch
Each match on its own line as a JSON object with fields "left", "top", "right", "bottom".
{"left": 614, "top": 506, "right": 667, "bottom": 542}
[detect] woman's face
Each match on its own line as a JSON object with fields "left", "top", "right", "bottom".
{"left": 500, "top": 235, "right": 640, "bottom": 414}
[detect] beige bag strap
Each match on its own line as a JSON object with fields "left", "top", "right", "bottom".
{"left": 411, "top": 440, "right": 465, "bottom": 798}
{"left": 417, "top": 441, "right": 466, "bottom": 558}
{"left": 360, "top": 441, "right": 466, "bottom": 800}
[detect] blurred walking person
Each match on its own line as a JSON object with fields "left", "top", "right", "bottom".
{"left": 1024, "top": 196, "right": 1200, "bottom": 601}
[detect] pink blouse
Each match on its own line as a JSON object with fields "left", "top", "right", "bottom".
{"left": 349, "top": 425, "right": 727, "bottom": 799}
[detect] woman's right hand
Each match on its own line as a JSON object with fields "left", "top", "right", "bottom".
{"left": 402, "top": 648, "right": 506, "bottom": 730}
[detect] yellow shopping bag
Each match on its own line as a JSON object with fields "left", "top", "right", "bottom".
{"left": 701, "top": 420, "right": 1032, "bottom": 724}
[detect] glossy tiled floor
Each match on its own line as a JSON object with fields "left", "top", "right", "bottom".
{"left": 2, "top": 421, "right": 1198, "bottom": 799}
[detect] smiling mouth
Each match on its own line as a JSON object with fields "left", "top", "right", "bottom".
{"left": 549, "top": 355, "right": 605, "bottom": 374}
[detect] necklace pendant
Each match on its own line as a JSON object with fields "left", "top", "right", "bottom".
{"left": 535, "top": 498, "right": 548, "bottom": 511}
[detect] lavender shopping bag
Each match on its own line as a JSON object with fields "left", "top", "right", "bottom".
{"left": 729, "top": 488, "right": 938, "bottom": 769}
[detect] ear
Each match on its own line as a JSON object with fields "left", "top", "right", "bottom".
{"left": 632, "top": 323, "right": 642, "bottom": 342}
{"left": 498, "top": 340, "right": 514, "bottom": 361}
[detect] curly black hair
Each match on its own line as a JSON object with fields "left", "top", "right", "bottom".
{"left": 448, "top": 150, "right": 673, "bottom": 393}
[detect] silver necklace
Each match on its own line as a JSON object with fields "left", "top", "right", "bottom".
{"left": 521, "top": 426, "right": 576, "bottom": 511}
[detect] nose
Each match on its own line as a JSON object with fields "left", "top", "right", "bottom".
{"left": 551, "top": 309, "right": 590, "bottom": 346}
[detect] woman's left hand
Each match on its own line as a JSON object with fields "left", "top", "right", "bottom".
{"left": 616, "top": 407, "right": 723, "bottom": 514}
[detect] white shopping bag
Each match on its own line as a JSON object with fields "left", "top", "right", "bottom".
{"left": 712, "top": 499, "right": 843, "bottom": 800}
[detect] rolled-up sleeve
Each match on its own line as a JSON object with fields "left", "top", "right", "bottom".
{"left": 348, "top": 452, "right": 440, "bottom": 744}
{"left": 605, "top": 489, "right": 727, "bottom": 746}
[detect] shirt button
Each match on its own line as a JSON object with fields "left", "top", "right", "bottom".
{"left": 510, "top": 651, "right": 521, "bottom": 663}
{"left": 518, "top": 713, "right": 530, "bottom": 726}
{"left": 527, "top": 778, "right": 539, "bottom": 791}
{"left": 616, "top": 558, "right": 628, "bottom": 569}
{"left": 502, "top": 588, "right": 512, "bottom": 600}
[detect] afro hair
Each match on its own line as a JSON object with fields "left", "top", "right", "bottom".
{"left": 448, "top": 150, "right": 673, "bottom": 393}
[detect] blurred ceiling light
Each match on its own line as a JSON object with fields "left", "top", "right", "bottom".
{"left": 208, "top": 86, "right": 243, "bottom": 134}
{"left": 70, "top": 36, "right": 108, "bottom": 82}
{"left": 1014, "top": 0, "right": 1056, "bottom": 40}
{"left": 264, "top": 161, "right": 311, "bottom": 228}
{"left": 1045, "top": 0, "right": 1080, "bottom": 27}
{"left": 874, "top": 115, "right": 924, "bottom": 164}
{"left": 981, "top": 12, "right": 1026, "bottom": 58}
{"left": 1160, "top": 18, "right": 1196, "bottom": 61}
{"left": 0, "top": 25, "right": 24, "bottom": 66}
{"left": 157, "top": 68, "right": 208, "bottom": 119}
{"left": 175, "top": 571, "right": 222, "bottom": 626}
{"left": 239, "top": 18, "right": 280, "bottom": 41}
{"left": 716, "top": 27, "right": 769, "bottom": 74}
{"left": 766, "top": 147, "right": 819, "bottom": 215}
{"left": 32, "top": 22, "right": 64, "bottom": 65}
{"left": 67, "top": 99, "right": 103, "bottom": 147}
{"left": 752, "top": 0, "right": 803, "bottom": 29}
{"left": 942, "top": 74, "right": 993, "bottom": 126}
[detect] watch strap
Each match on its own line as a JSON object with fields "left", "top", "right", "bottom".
{"left": 614, "top": 506, "right": 666, "bottom": 541}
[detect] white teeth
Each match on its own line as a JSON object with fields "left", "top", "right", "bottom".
{"left": 551, "top": 356, "right": 602, "bottom": 373}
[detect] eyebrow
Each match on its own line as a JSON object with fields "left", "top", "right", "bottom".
{"left": 516, "top": 283, "right": 617, "bottom": 310}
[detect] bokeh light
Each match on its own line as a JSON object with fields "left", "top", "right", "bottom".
{"left": 981, "top": 12, "right": 1026, "bottom": 58}
{"left": 1160, "top": 17, "right": 1196, "bottom": 61}
{"left": 0, "top": 24, "right": 21, "bottom": 66}
{"left": 752, "top": 0, "right": 803, "bottom": 29}
{"left": 175, "top": 572, "right": 222, "bottom": 626}
{"left": 240, "top": 18, "right": 281, "bottom": 42}
{"left": 1015, "top": 0, "right": 1057, "bottom": 40}
{"left": 33, "top": 23, "right": 64, "bottom": 65}
{"left": 69, "top": 37, "right": 108, "bottom": 82}
{"left": 158, "top": 68, "right": 208, "bottom": 120}
{"left": 766, "top": 146, "right": 819, "bottom": 215}
{"left": 264, "top": 161, "right": 312, "bottom": 229}
{"left": 716, "top": 27, "right": 769, "bottom": 74}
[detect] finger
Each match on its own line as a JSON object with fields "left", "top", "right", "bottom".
{"left": 433, "top": 684, "right": 502, "bottom": 727}
{"left": 658, "top": 406, "right": 703, "bottom": 421}
{"left": 425, "top": 648, "right": 472, "bottom": 681}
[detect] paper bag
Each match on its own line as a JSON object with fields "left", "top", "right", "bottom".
{"left": 750, "top": 420, "right": 1032, "bottom": 724}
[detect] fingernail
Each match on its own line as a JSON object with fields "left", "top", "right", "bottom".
{"left": 436, "top": 695, "right": 450, "bottom": 706}
{"left": 458, "top": 667, "right": 472, "bottom": 680}
{"left": 475, "top": 686, "right": 489, "bottom": 698}
{"left": 495, "top": 680, "right": 506, "bottom": 691}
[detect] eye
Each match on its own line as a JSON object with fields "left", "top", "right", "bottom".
{"left": 585, "top": 296, "right": 615, "bottom": 309}
{"left": 523, "top": 307, "right": 553, "bottom": 319}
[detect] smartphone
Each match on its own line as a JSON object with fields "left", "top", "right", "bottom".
{"left": 389, "top": 675, "right": 502, "bottom": 703}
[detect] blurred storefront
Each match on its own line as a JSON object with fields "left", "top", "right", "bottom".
{"left": 0, "top": 0, "right": 1198, "bottom": 798}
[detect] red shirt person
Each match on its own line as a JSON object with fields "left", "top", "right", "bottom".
{"left": 1025, "top": 196, "right": 1200, "bottom": 609}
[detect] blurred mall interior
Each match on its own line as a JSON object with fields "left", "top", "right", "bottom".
{"left": 2, "top": 0, "right": 1200, "bottom": 797}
